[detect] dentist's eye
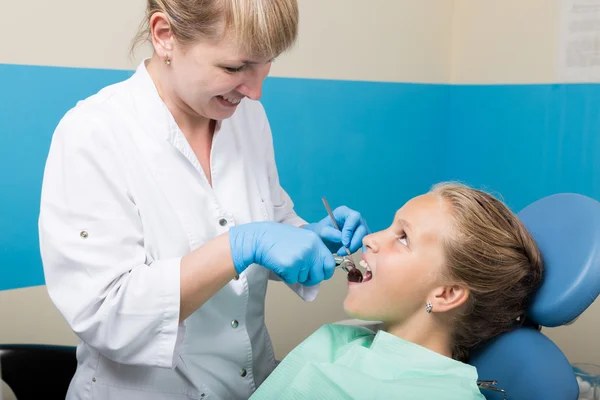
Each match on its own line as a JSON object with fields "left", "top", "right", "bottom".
{"left": 224, "top": 65, "right": 246, "bottom": 73}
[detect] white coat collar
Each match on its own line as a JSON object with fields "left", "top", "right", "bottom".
{"left": 129, "top": 59, "right": 223, "bottom": 145}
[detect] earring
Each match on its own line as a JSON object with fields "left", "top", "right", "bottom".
{"left": 165, "top": 55, "right": 171, "bottom": 65}
{"left": 425, "top": 302, "right": 433, "bottom": 313}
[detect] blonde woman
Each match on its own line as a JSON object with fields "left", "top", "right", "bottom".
{"left": 38, "top": 1, "right": 369, "bottom": 399}
{"left": 251, "top": 183, "right": 544, "bottom": 399}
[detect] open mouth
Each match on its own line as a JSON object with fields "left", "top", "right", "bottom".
{"left": 347, "top": 260, "right": 372, "bottom": 284}
{"left": 216, "top": 95, "right": 242, "bottom": 107}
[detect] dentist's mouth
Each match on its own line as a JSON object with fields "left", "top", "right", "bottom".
{"left": 216, "top": 95, "right": 242, "bottom": 107}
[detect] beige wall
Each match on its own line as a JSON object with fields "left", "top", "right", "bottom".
{"left": 0, "top": 262, "right": 358, "bottom": 361}
{"left": 0, "top": 287, "right": 77, "bottom": 346}
{"left": 451, "top": 0, "right": 560, "bottom": 84}
{"left": 0, "top": 0, "right": 148, "bottom": 71}
{"left": 2, "top": 0, "right": 598, "bottom": 369}
{"left": 0, "top": 257, "right": 356, "bottom": 361}
{"left": 451, "top": 0, "right": 600, "bottom": 364}
{"left": 0, "top": 1, "right": 454, "bottom": 362}
{"left": 268, "top": 2, "right": 454, "bottom": 357}
{"left": 271, "top": 1, "right": 453, "bottom": 83}
{"left": 543, "top": 300, "right": 600, "bottom": 364}
{"left": 0, "top": 0, "right": 453, "bottom": 84}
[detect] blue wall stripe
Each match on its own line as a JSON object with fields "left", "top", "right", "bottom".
{"left": 446, "top": 84, "right": 600, "bottom": 211}
{"left": 1, "top": 63, "right": 599, "bottom": 291}
{"left": 263, "top": 77, "right": 450, "bottom": 234}
{"left": 0, "top": 64, "right": 134, "bottom": 291}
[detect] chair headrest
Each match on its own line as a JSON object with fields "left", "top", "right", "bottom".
{"left": 518, "top": 193, "right": 600, "bottom": 327}
{"left": 470, "top": 327, "right": 579, "bottom": 399}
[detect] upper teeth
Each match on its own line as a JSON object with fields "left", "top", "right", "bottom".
{"left": 223, "top": 96, "right": 241, "bottom": 104}
{"left": 359, "top": 260, "right": 371, "bottom": 271}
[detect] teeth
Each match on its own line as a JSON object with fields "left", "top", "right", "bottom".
{"left": 359, "top": 260, "right": 371, "bottom": 271}
{"left": 222, "top": 96, "right": 241, "bottom": 104}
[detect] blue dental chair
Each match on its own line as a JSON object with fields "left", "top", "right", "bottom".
{"left": 469, "top": 193, "right": 600, "bottom": 399}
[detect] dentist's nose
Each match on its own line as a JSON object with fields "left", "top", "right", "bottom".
{"left": 238, "top": 80, "right": 263, "bottom": 100}
{"left": 237, "top": 64, "right": 271, "bottom": 100}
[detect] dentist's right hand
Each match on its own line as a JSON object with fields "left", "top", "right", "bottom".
{"left": 229, "top": 222, "right": 336, "bottom": 286}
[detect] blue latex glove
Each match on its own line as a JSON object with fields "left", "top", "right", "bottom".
{"left": 304, "top": 206, "right": 370, "bottom": 256}
{"left": 229, "top": 221, "right": 336, "bottom": 286}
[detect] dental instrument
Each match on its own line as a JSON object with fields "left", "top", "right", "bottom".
{"left": 334, "top": 255, "right": 352, "bottom": 272}
{"left": 322, "top": 197, "right": 364, "bottom": 283}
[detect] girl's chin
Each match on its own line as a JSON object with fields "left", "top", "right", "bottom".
{"left": 343, "top": 300, "right": 369, "bottom": 320}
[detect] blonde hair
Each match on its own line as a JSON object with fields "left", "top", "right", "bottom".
{"left": 131, "top": 0, "right": 299, "bottom": 58}
{"left": 430, "top": 182, "right": 543, "bottom": 362}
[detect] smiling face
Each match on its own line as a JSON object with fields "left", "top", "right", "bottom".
{"left": 149, "top": 13, "right": 274, "bottom": 123}
{"left": 138, "top": 0, "right": 298, "bottom": 125}
{"left": 343, "top": 193, "right": 454, "bottom": 324}
{"left": 167, "top": 33, "right": 274, "bottom": 121}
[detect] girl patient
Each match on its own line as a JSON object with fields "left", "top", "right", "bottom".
{"left": 251, "top": 182, "right": 543, "bottom": 399}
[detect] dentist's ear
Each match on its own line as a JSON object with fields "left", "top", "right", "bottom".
{"left": 150, "top": 12, "right": 175, "bottom": 58}
{"left": 430, "top": 284, "right": 469, "bottom": 313}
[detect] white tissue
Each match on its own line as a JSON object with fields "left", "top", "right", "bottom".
{"left": 577, "top": 376, "right": 599, "bottom": 400}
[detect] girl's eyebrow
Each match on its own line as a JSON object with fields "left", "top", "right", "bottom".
{"left": 393, "top": 213, "right": 413, "bottom": 233}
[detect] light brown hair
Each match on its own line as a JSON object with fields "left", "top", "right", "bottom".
{"left": 431, "top": 182, "right": 543, "bottom": 362}
{"left": 131, "top": 0, "right": 299, "bottom": 58}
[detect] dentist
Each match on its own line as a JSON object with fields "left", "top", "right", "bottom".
{"left": 38, "top": 0, "right": 368, "bottom": 399}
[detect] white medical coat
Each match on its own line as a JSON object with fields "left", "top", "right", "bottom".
{"left": 38, "top": 60, "right": 318, "bottom": 400}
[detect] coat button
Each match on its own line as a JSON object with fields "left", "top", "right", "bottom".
{"left": 80, "top": 231, "right": 89, "bottom": 239}
{"left": 219, "top": 218, "right": 228, "bottom": 227}
{"left": 241, "top": 369, "right": 247, "bottom": 377}
{"left": 233, "top": 275, "right": 240, "bottom": 281}
{"left": 231, "top": 320, "right": 239, "bottom": 329}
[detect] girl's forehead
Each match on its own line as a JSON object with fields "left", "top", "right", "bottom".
{"left": 397, "top": 194, "right": 453, "bottom": 241}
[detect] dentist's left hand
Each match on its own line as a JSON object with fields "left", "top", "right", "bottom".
{"left": 303, "top": 206, "right": 370, "bottom": 256}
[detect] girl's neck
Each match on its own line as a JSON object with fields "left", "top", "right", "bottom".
{"left": 385, "top": 313, "right": 454, "bottom": 359}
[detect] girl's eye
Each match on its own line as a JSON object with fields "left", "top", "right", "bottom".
{"left": 398, "top": 232, "right": 408, "bottom": 246}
